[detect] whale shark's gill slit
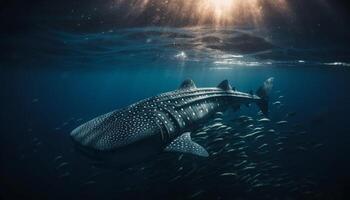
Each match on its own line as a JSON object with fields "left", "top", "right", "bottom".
{"left": 155, "top": 107, "right": 179, "bottom": 143}
{"left": 155, "top": 114, "right": 169, "bottom": 143}
{"left": 154, "top": 118, "right": 164, "bottom": 142}
{"left": 162, "top": 107, "right": 182, "bottom": 138}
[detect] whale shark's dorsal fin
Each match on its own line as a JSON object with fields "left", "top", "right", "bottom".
{"left": 179, "top": 79, "right": 196, "bottom": 90}
{"left": 164, "top": 132, "right": 209, "bottom": 157}
{"left": 217, "top": 80, "right": 233, "bottom": 91}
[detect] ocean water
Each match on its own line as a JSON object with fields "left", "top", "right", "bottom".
{"left": 2, "top": 27, "right": 350, "bottom": 199}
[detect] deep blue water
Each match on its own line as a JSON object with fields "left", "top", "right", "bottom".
{"left": 2, "top": 27, "right": 350, "bottom": 199}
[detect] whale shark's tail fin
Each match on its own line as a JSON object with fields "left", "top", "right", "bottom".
{"left": 256, "top": 77, "right": 274, "bottom": 116}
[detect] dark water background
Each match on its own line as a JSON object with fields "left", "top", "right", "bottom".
{"left": 2, "top": 27, "right": 350, "bottom": 199}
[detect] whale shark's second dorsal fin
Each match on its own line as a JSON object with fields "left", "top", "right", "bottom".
{"left": 217, "top": 80, "right": 233, "bottom": 91}
{"left": 179, "top": 79, "right": 196, "bottom": 90}
{"left": 164, "top": 132, "right": 209, "bottom": 157}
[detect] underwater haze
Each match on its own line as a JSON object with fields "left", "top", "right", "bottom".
{"left": 2, "top": 23, "right": 350, "bottom": 200}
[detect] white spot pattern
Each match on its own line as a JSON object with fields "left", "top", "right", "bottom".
{"left": 70, "top": 85, "right": 258, "bottom": 152}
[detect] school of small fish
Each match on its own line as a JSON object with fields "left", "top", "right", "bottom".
{"left": 19, "top": 91, "right": 326, "bottom": 199}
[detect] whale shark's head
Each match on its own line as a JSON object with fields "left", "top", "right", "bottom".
{"left": 70, "top": 109, "right": 161, "bottom": 151}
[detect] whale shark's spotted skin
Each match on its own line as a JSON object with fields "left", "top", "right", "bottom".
{"left": 71, "top": 79, "right": 273, "bottom": 162}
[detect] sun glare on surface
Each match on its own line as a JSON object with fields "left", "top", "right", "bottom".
{"left": 206, "top": 0, "right": 236, "bottom": 19}
{"left": 197, "top": 0, "right": 290, "bottom": 26}
{"left": 114, "top": 0, "right": 290, "bottom": 26}
{"left": 197, "top": 0, "right": 263, "bottom": 25}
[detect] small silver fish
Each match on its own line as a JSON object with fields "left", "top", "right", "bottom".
{"left": 227, "top": 148, "right": 236, "bottom": 153}
{"left": 241, "top": 131, "right": 263, "bottom": 138}
{"left": 276, "top": 120, "right": 288, "bottom": 125}
{"left": 253, "top": 127, "right": 264, "bottom": 131}
{"left": 189, "top": 190, "right": 205, "bottom": 199}
{"left": 195, "top": 131, "right": 207, "bottom": 136}
{"left": 169, "top": 175, "right": 182, "bottom": 182}
{"left": 297, "top": 146, "right": 307, "bottom": 151}
{"left": 212, "top": 138, "right": 224, "bottom": 142}
{"left": 268, "top": 129, "right": 275, "bottom": 133}
{"left": 56, "top": 162, "right": 69, "bottom": 170}
{"left": 234, "top": 160, "right": 247, "bottom": 167}
{"left": 243, "top": 166, "right": 256, "bottom": 171}
{"left": 258, "top": 118, "right": 271, "bottom": 122}
{"left": 214, "top": 118, "right": 223, "bottom": 122}
{"left": 215, "top": 112, "right": 224, "bottom": 117}
{"left": 258, "top": 144, "right": 268, "bottom": 149}
{"left": 211, "top": 122, "right": 223, "bottom": 128}
{"left": 247, "top": 124, "right": 254, "bottom": 128}
{"left": 254, "top": 135, "right": 265, "bottom": 141}
{"left": 273, "top": 101, "right": 281, "bottom": 105}
{"left": 220, "top": 172, "right": 237, "bottom": 176}
{"left": 232, "top": 141, "right": 245, "bottom": 146}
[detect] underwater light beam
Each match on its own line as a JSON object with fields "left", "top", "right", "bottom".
{"left": 113, "top": 0, "right": 290, "bottom": 26}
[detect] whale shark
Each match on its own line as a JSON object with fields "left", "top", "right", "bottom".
{"left": 71, "top": 78, "right": 274, "bottom": 167}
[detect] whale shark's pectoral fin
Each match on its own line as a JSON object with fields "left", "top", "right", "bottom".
{"left": 164, "top": 132, "right": 209, "bottom": 157}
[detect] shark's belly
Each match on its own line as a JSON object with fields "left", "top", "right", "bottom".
{"left": 74, "top": 133, "right": 163, "bottom": 168}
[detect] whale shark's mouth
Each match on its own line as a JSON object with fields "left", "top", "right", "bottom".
{"left": 70, "top": 111, "right": 116, "bottom": 150}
